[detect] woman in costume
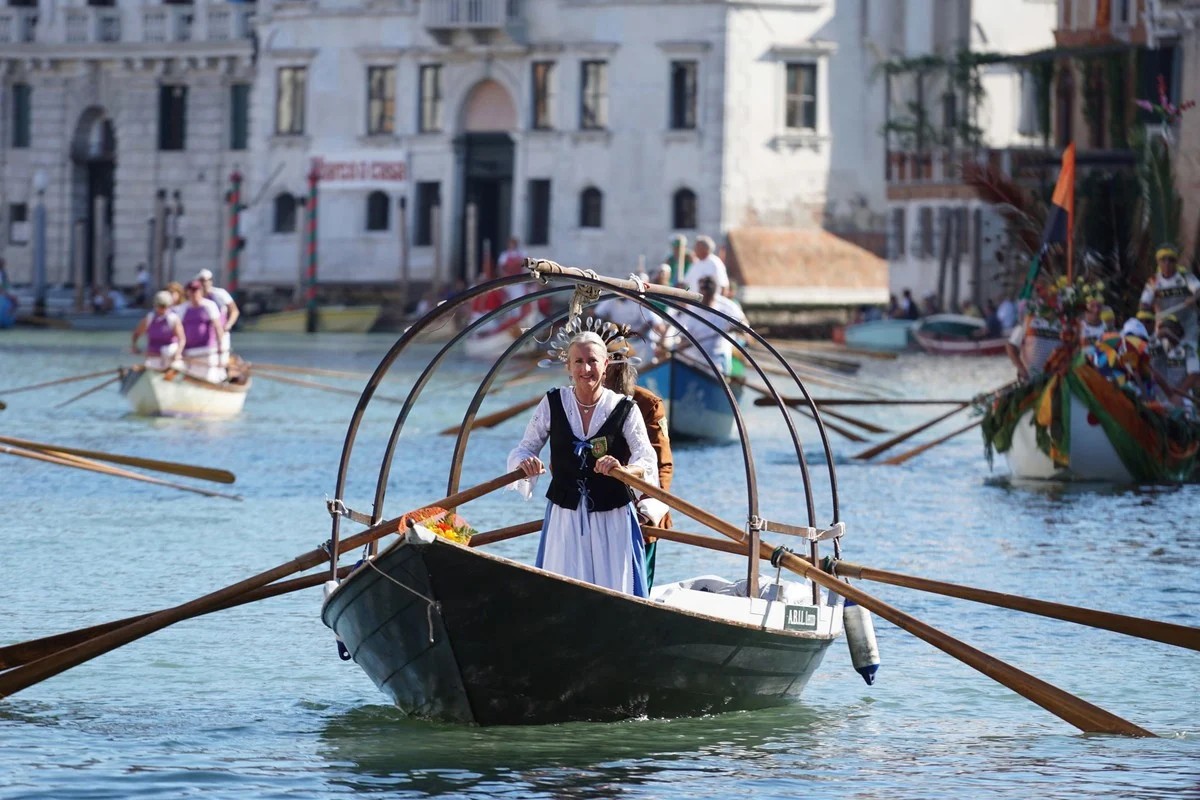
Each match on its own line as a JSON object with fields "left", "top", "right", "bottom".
{"left": 508, "top": 327, "right": 658, "bottom": 597}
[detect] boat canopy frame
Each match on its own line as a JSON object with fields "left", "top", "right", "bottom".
{"left": 327, "top": 260, "right": 844, "bottom": 597}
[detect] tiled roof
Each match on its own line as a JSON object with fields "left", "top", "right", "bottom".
{"left": 726, "top": 227, "right": 889, "bottom": 307}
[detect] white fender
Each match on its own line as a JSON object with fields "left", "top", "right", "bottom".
{"left": 843, "top": 598, "right": 880, "bottom": 685}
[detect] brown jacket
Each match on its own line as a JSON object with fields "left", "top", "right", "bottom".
{"left": 632, "top": 385, "right": 672, "bottom": 532}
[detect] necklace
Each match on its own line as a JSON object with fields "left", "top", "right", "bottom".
{"left": 574, "top": 391, "right": 601, "bottom": 411}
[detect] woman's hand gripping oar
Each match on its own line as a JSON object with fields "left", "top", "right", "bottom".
{"left": 0, "top": 469, "right": 525, "bottom": 700}
{"left": 608, "top": 469, "right": 1155, "bottom": 737}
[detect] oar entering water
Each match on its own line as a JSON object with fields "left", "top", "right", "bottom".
{"left": 53, "top": 375, "right": 122, "bottom": 409}
{"left": 852, "top": 403, "right": 970, "bottom": 460}
{"left": 439, "top": 394, "right": 543, "bottom": 435}
{"left": 0, "top": 470, "right": 524, "bottom": 700}
{"left": 610, "top": 469, "right": 1156, "bottom": 737}
{"left": 0, "top": 368, "right": 121, "bottom": 397}
{"left": 882, "top": 419, "right": 982, "bottom": 465}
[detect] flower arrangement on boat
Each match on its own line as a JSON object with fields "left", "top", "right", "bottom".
{"left": 419, "top": 509, "right": 479, "bottom": 545}
{"left": 1028, "top": 276, "right": 1104, "bottom": 322}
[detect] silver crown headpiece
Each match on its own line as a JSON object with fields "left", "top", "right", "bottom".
{"left": 538, "top": 316, "right": 643, "bottom": 368}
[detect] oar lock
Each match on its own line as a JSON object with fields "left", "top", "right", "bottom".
{"left": 746, "top": 515, "right": 846, "bottom": 543}
{"left": 326, "top": 497, "right": 374, "bottom": 526}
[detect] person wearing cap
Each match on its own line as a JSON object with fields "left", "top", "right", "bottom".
{"left": 179, "top": 279, "right": 227, "bottom": 383}
{"left": 672, "top": 274, "right": 748, "bottom": 375}
{"left": 680, "top": 234, "right": 729, "bottom": 294}
{"left": 130, "top": 290, "right": 187, "bottom": 371}
{"left": 1100, "top": 306, "right": 1116, "bottom": 333}
{"left": 196, "top": 269, "right": 239, "bottom": 367}
{"left": 602, "top": 326, "right": 673, "bottom": 589}
{"left": 1139, "top": 245, "right": 1200, "bottom": 347}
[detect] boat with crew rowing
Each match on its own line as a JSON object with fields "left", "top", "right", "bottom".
{"left": 117, "top": 364, "right": 251, "bottom": 418}
{"left": 317, "top": 259, "right": 878, "bottom": 725}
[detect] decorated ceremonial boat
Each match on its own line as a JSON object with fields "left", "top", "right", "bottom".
{"left": 117, "top": 366, "right": 251, "bottom": 418}
{"left": 913, "top": 314, "right": 1007, "bottom": 356}
{"left": 318, "top": 260, "right": 877, "bottom": 725}
{"left": 638, "top": 355, "right": 745, "bottom": 442}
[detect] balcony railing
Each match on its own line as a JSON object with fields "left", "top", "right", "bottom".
{"left": 421, "top": 0, "right": 521, "bottom": 30}
{"left": 0, "top": 7, "right": 38, "bottom": 43}
{"left": 3, "top": 3, "right": 254, "bottom": 45}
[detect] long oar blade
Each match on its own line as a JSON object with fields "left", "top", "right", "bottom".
{"left": 831, "top": 560, "right": 1200, "bottom": 653}
{"left": 0, "top": 445, "right": 241, "bottom": 500}
{"left": 0, "top": 470, "right": 523, "bottom": 699}
{"left": 0, "top": 435, "right": 235, "bottom": 484}
{"left": 0, "top": 368, "right": 120, "bottom": 397}
{"left": 753, "top": 396, "right": 970, "bottom": 408}
{"left": 251, "top": 370, "right": 405, "bottom": 405}
{"left": 611, "top": 470, "right": 1155, "bottom": 737}
{"left": 248, "top": 361, "right": 373, "bottom": 381}
{"left": 0, "top": 568, "right": 352, "bottom": 671}
{"left": 852, "top": 404, "right": 968, "bottom": 460}
{"left": 882, "top": 419, "right": 982, "bottom": 465}
{"left": 53, "top": 375, "right": 121, "bottom": 409}
{"left": 439, "top": 394, "right": 543, "bottom": 436}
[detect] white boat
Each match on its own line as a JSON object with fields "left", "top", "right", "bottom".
{"left": 118, "top": 367, "right": 251, "bottom": 418}
{"left": 1004, "top": 394, "right": 1133, "bottom": 482}
{"left": 835, "top": 319, "right": 914, "bottom": 351}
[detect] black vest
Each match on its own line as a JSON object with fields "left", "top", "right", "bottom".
{"left": 546, "top": 388, "right": 636, "bottom": 512}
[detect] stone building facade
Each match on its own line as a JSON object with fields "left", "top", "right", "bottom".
{"left": 0, "top": 0, "right": 254, "bottom": 298}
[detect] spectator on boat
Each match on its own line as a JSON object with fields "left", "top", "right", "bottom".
{"left": 1079, "top": 297, "right": 1107, "bottom": 344}
{"left": 130, "top": 290, "right": 186, "bottom": 371}
{"left": 179, "top": 279, "right": 227, "bottom": 383}
{"left": 594, "top": 289, "right": 657, "bottom": 364}
{"left": 983, "top": 300, "right": 1003, "bottom": 338}
{"left": 996, "top": 295, "right": 1018, "bottom": 334}
{"left": 1006, "top": 310, "right": 1062, "bottom": 383}
{"left": 603, "top": 327, "right": 673, "bottom": 589}
{"left": 680, "top": 235, "right": 729, "bottom": 294}
{"left": 508, "top": 331, "right": 657, "bottom": 598}
{"left": 196, "top": 269, "right": 239, "bottom": 368}
{"left": 673, "top": 276, "right": 748, "bottom": 375}
{"left": 896, "top": 288, "right": 920, "bottom": 320}
{"left": 886, "top": 294, "right": 900, "bottom": 318}
{"left": 1140, "top": 245, "right": 1200, "bottom": 347}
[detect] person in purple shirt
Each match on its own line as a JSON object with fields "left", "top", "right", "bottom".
{"left": 131, "top": 291, "right": 187, "bottom": 370}
{"left": 179, "top": 280, "right": 227, "bottom": 382}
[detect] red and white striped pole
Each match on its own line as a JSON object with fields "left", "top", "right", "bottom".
{"left": 225, "top": 168, "right": 243, "bottom": 299}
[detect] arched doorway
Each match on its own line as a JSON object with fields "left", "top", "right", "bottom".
{"left": 457, "top": 80, "right": 516, "bottom": 282}
{"left": 70, "top": 107, "right": 116, "bottom": 290}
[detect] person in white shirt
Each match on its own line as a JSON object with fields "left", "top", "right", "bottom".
{"left": 675, "top": 276, "right": 748, "bottom": 375}
{"left": 196, "top": 269, "right": 239, "bottom": 368}
{"left": 593, "top": 290, "right": 658, "bottom": 365}
{"left": 1140, "top": 245, "right": 1200, "bottom": 347}
{"left": 680, "top": 235, "right": 729, "bottom": 294}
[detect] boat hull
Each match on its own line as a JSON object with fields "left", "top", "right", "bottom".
{"left": 837, "top": 319, "right": 914, "bottom": 351}
{"left": 245, "top": 305, "right": 381, "bottom": 333}
{"left": 639, "top": 357, "right": 744, "bottom": 442}
{"left": 322, "top": 533, "right": 838, "bottom": 726}
{"left": 118, "top": 368, "right": 250, "bottom": 418}
{"left": 913, "top": 314, "right": 1006, "bottom": 356}
{"left": 1004, "top": 395, "right": 1133, "bottom": 482}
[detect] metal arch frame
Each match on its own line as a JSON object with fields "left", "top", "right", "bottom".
{"left": 326, "top": 263, "right": 843, "bottom": 586}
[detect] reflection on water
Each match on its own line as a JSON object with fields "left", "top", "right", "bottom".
{"left": 318, "top": 703, "right": 828, "bottom": 796}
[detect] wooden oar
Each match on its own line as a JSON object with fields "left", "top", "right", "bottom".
{"left": 611, "top": 469, "right": 1154, "bottom": 737}
{"left": 439, "top": 394, "right": 543, "bottom": 436}
{"left": 742, "top": 380, "right": 868, "bottom": 442}
{"left": 0, "top": 368, "right": 120, "bottom": 396}
{"left": 0, "top": 567, "right": 353, "bottom": 671}
{"left": 766, "top": 337, "right": 899, "bottom": 361}
{"left": 53, "top": 375, "right": 122, "bottom": 409}
{"left": 808, "top": 405, "right": 889, "bottom": 434}
{"left": 0, "top": 444, "right": 242, "bottom": 500}
{"left": 468, "top": 519, "right": 542, "bottom": 548}
{"left": 754, "top": 360, "right": 891, "bottom": 397}
{"left": 0, "top": 469, "right": 523, "bottom": 699}
{"left": 852, "top": 403, "right": 969, "bottom": 460}
{"left": 0, "top": 435, "right": 235, "bottom": 484}
{"left": 246, "top": 361, "right": 373, "bottom": 381}
{"left": 830, "top": 560, "right": 1200, "bottom": 653}
{"left": 251, "top": 370, "right": 405, "bottom": 404}
{"left": 882, "top": 419, "right": 982, "bottom": 465}
{"left": 754, "top": 396, "right": 970, "bottom": 408}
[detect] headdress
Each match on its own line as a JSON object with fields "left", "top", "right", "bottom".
{"left": 1155, "top": 245, "right": 1179, "bottom": 262}
{"left": 540, "top": 316, "right": 642, "bottom": 368}
{"left": 1100, "top": 305, "right": 1115, "bottom": 322}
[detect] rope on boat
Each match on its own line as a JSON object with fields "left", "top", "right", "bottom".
{"left": 365, "top": 558, "right": 440, "bottom": 644}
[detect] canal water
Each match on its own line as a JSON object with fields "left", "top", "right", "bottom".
{"left": 0, "top": 329, "right": 1196, "bottom": 799}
